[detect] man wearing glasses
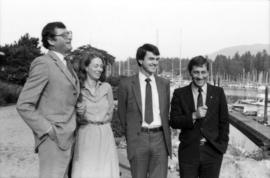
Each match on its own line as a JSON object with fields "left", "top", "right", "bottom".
{"left": 17, "top": 22, "right": 80, "bottom": 178}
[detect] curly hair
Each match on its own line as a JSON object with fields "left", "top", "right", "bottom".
{"left": 76, "top": 53, "right": 106, "bottom": 102}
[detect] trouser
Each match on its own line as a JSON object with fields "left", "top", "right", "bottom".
{"left": 38, "top": 137, "right": 72, "bottom": 178}
{"left": 129, "top": 130, "right": 168, "bottom": 178}
{"left": 179, "top": 142, "right": 223, "bottom": 178}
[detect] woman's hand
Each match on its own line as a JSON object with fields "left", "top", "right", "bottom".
{"left": 76, "top": 101, "right": 86, "bottom": 116}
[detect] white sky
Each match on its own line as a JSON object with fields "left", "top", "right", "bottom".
{"left": 0, "top": 0, "right": 269, "bottom": 60}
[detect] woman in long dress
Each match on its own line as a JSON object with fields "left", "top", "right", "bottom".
{"left": 72, "top": 54, "right": 119, "bottom": 178}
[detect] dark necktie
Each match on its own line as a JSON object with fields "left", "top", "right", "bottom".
{"left": 145, "top": 78, "right": 153, "bottom": 124}
{"left": 197, "top": 87, "right": 203, "bottom": 108}
{"left": 197, "top": 87, "right": 205, "bottom": 141}
{"left": 65, "top": 58, "right": 76, "bottom": 79}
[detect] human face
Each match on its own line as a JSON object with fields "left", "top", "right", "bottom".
{"left": 190, "top": 64, "right": 209, "bottom": 88}
{"left": 139, "top": 51, "right": 159, "bottom": 76}
{"left": 86, "top": 57, "right": 104, "bottom": 81}
{"left": 50, "top": 28, "right": 72, "bottom": 54}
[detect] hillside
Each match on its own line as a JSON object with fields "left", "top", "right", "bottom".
{"left": 208, "top": 44, "right": 270, "bottom": 60}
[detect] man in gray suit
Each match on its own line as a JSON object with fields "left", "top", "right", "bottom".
{"left": 118, "top": 43, "right": 172, "bottom": 178}
{"left": 17, "top": 22, "right": 80, "bottom": 178}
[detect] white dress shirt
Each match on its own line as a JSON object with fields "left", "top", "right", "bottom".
{"left": 139, "top": 72, "right": 162, "bottom": 128}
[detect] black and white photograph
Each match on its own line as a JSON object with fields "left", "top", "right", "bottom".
{"left": 0, "top": 0, "right": 270, "bottom": 177}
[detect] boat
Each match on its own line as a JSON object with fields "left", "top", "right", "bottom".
{"left": 230, "top": 97, "right": 270, "bottom": 116}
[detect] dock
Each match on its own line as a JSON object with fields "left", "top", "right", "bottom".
{"left": 229, "top": 111, "right": 270, "bottom": 158}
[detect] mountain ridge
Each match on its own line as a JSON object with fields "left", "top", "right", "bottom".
{"left": 208, "top": 44, "right": 270, "bottom": 60}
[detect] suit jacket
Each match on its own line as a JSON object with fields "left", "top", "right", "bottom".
{"left": 16, "top": 51, "right": 80, "bottom": 153}
{"left": 118, "top": 74, "right": 172, "bottom": 160}
{"left": 170, "top": 83, "right": 229, "bottom": 163}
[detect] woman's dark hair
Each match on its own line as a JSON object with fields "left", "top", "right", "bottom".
{"left": 78, "top": 53, "right": 106, "bottom": 87}
{"left": 41, "top": 22, "right": 66, "bottom": 49}
{"left": 76, "top": 53, "right": 106, "bottom": 102}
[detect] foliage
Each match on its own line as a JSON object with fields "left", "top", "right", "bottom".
{"left": 69, "top": 44, "right": 115, "bottom": 73}
{"left": 0, "top": 80, "right": 22, "bottom": 106}
{"left": 111, "top": 110, "right": 124, "bottom": 137}
{"left": 0, "top": 33, "right": 42, "bottom": 85}
{"left": 112, "top": 51, "right": 270, "bottom": 82}
{"left": 213, "top": 50, "right": 270, "bottom": 81}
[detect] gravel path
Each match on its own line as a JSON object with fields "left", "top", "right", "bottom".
{"left": 1, "top": 105, "right": 270, "bottom": 178}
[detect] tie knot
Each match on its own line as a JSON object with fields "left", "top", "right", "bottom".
{"left": 198, "top": 87, "right": 203, "bottom": 93}
{"left": 145, "top": 78, "right": 151, "bottom": 83}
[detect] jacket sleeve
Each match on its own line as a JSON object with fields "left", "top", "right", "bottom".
{"left": 169, "top": 89, "right": 194, "bottom": 130}
{"left": 216, "top": 88, "right": 230, "bottom": 153}
{"left": 16, "top": 57, "right": 51, "bottom": 138}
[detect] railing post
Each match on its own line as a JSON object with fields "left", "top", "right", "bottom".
{"left": 264, "top": 86, "right": 268, "bottom": 124}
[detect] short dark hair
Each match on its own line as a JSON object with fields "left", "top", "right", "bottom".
{"left": 188, "top": 55, "right": 209, "bottom": 73}
{"left": 41, "top": 22, "right": 66, "bottom": 49}
{"left": 136, "top": 43, "right": 160, "bottom": 66}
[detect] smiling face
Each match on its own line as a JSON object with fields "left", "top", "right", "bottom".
{"left": 49, "top": 28, "right": 72, "bottom": 55}
{"left": 86, "top": 57, "right": 104, "bottom": 81}
{"left": 190, "top": 64, "right": 209, "bottom": 88}
{"left": 139, "top": 51, "right": 159, "bottom": 76}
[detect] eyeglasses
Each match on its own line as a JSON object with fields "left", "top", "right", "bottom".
{"left": 53, "top": 31, "right": 72, "bottom": 39}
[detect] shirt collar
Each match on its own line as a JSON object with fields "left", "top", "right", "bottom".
{"left": 191, "top": 82, "right": 207, "bottom": 93}
{"left": 51, "top": 50, "right": 65, "bottom": 61}
{"left": 83, "top": 80, "right": 102, "bottom": 90}
{"left": 139, "top": 71, "right": 155, "bottom": 82}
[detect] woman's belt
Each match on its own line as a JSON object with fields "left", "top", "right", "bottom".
{"left": 87, "top": 120, "right": 111, "bottom": 125}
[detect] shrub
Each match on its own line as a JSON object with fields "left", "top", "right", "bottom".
{"left": 0, "top": 80, "right": 22, "bottom": 106}
{"left": 111, "top": 110, "right": 124, "bottom": 137}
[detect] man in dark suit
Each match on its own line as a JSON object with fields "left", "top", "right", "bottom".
{"left": 118, "top": 43, "right": 172, "bottom": 178}
{"left": 17, "top": 22, "right": 79, "bottom": 178}
{"left": 170, "top": 56, "right": 229, "bottom": 178}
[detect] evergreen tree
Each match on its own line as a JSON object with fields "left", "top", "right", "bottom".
{"left": 0, "top": 33, "right": 42, "bottom": 85}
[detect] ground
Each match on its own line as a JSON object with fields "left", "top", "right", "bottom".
{"left": 1, "top": 105, "right": 270, "bottom": 178}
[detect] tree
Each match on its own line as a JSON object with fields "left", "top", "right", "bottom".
{"left": 69, "top": 44, "right": 115, "bottom": 76}
{"left": 0, "top": 33, "right": 42, "bottom": 85}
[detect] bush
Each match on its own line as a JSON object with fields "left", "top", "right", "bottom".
{"left": 111, "top": 110, "right": 124, "bottom": 137}
{"left": 107, "top": 76, "right": 127, "bottom": 137}
{"left": 0, "top": 80, "right": 22, "bottom": 106}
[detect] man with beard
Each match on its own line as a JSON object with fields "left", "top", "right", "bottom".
{"left": 118, "top": 43, "right": 171, "bottom": 178}
{"left": 170, "top": 56, "right": 229, "bottom": 178}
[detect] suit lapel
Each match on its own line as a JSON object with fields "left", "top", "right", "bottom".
{"left": 47, "top": 51, "right": 78, "bottom": 90}
{"left": 187, "top": 83, "right": 196, "bottom": 112}
{"left": 205, "top": 83, "right": 215, "bottom": 119}
{"left": 155, "top": 75, "right": 164, "bottom": 114}
{"left": 132, "top": 75, "right": 142, "bottom": 114}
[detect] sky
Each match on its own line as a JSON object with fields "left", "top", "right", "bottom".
{"left": 0, "top": 0, "right": 269, "bottom": 60}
